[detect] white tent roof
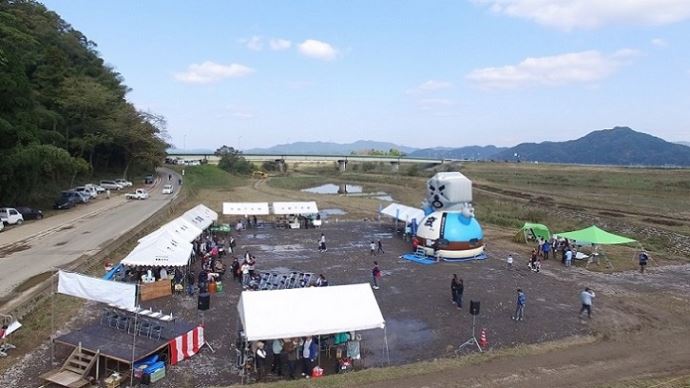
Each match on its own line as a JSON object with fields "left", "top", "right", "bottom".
{"left": 271, "top": 201, "right": 319, "bottom": 215}
{"left": 237, "top": 283, "right": 385, "bottom": 341}
{"left": 139, "top": 217, "right": 203, "bottom": 244}
{"left": 122, "top": 232, "right": 193, "bottom": 267}
{"left": 183, "top": 204, "right": 218, "bottom": 229}
{"left": 380, "top": 203, "right": 425, "bottom": 224}
{"left": 223, "top": 202, "right": 270, "bottom": 216}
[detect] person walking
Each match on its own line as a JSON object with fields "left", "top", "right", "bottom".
{"left": 513, "top": 288, "right": 526, "bottom": 321}
{"left": 638, "top": 251, "right": 649, "bottom": 274}
{"left": 579, "top": 287, "right": 596, "bottom": 319}
{"left": 377, "top": 239, "right": 385, "bottom": 254}
{"left": 318, "top": 233, "right": 327, "bottom": 252}
{"left": 371, "top": 261, "right": 381, "bottom": 290}
{"left": 369, "top": 241, "right": 376, "bottom": 255}
{"left": 506, "top": 253, "right": 514, "bottom": 269}
{"left": 106, "top": 189, "right": 111, "bottom": 199}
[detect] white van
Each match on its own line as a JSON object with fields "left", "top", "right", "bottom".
{"left": 0, "top": 207, "right": 24, "bottom": 225}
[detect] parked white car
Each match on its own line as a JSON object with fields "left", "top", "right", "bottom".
{"left": 73, "top": 186, "right": 97, "bottom": 199}
{"left": 125, "top": 189, "right": 149, "bottom": 200}
{"left": 0, "top": 207, "right": 24, "bottom": 225}
{"left": 115, "top": 178, "right": 133, "bottom": 187}
{"left": 86, "top": 183, "right": 105, "bottom": 194}
{"left": 162, "top": 184, "right": 174, "bottom": 194}
{"left": 100, "top": 180, "right": 123, "bottom": 190}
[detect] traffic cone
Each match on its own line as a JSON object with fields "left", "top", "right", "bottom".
{"left": 479, "top": 328, "right": 488, "bottom": 349}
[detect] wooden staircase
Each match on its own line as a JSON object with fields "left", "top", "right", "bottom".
{"left": 40, "top": 343, "right": 100, "bottom": 388}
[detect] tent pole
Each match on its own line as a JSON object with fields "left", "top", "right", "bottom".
{"left": 51, "top": 268, "right": 56, "bottom": 366}
{"left": 130, "top": 284, "right": 139, "bottom": 388}
{"left": 383, "top": 326, "right": 390, "bottom": 366}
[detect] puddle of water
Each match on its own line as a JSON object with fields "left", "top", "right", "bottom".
{"left": 302, "top": 183, "right": 362, "bottom": 194}
{"left": 375, "top": 195, "right": 394, "bottom": 201}
{"left": 362, "top": 318, "right": 434, "bottom": 364}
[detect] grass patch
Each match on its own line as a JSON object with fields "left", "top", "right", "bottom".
{"left": 245, "top": 336, "right": 596, "bottom": 388}
{"left": 598, "top": 375, "right": 690, "bottom": 388}
{"left": 179, "top": 165, "right": 247, "bottom": 191}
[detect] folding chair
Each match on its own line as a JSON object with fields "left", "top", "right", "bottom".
{"left": 116, "top": 316, "right": 130, "bottom": 331}
{"left": 137, "top": 319, "right": 153, "bottom": 338}
{"left": 150, "top": 325, "right": 163, "bottom": 340}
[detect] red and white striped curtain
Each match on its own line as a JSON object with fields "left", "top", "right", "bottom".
{"left": 169, "top": 326, "right": 204, "bottom": 365}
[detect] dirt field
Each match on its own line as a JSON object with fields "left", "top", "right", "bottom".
{"left": 3, "top": 165, "right": 690, "bottom": 387}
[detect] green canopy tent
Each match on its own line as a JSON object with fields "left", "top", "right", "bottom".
{"left": 515, "top": 222, "right": 551, "bottom": 244}
{"left": 554, "top": 225, "right": 637, "bottom": 269}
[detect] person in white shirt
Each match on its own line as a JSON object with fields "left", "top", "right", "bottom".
{"left": 506, "top": 254, "right": 514, "bottom": 269}
{"left": 579, "top": 287, "right": 596, "bottom": 319}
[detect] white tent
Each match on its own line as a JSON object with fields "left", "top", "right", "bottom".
{"left": 237, "top": 283, "right": 385, "bottom": 341}
{"left": 222, "top": 202, "right": 270, "bottom": 216}
{"left": 183, "top": 204, "right": 218, "bottom": 230}
{"left": 122, "top": 232, "right": 193, "bottom": 267}
{"left": 139, "top": 217, "right": 203, "bottom": 244}
{"left": 380, "top": 203, "right": 425, "bottom": 224}
{"left": 271, "top": 201, "right": 319, "bottom": 215}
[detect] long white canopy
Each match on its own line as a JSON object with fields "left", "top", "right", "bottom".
{"left": 122, "top": 232, "right": 193, "bottom": 267}
{"left": 183, "top": 204, "right": 218, "bottom": 230}
{"left": 223, "top": 202, "right": 270, "bottom": 216}
{"left": 271, "top": 201, "right": 319, "bottom": 215}
{"left": 380, "top": 203, "right": 425, "bottom": 224}
{"left": 237, "top": 283, "right": 385, "bottom": 341}
{"left": 139, "top": 217, "right": 202, "bottom": 244}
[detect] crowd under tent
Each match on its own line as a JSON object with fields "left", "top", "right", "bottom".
{"left": 222, "top": 202, "right": 270, "bottom": 216}
{"left": 237, "top": 283, "right": 388, "bottom": 367}
{"left": 554, "top": 225, "right": 637, "bottom": 268}
{"left": 139, "top": 217, "right": 202, "bottom": 244}
{"left": 515, "top": 222, "right": 551, "bottom": 243}
{"left": 182, "top": 204, "right": 218, "bottom": 230}
{"left": 121, "top": 233, "right": 193, "bottom": 268}
{"left": 271, "top": 201, "right": 319, "bottom": 215}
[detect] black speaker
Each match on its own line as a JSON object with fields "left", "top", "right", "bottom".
{"left": 198, "top": 292, "right": 210, "bottom": 311}
{"left": 470, "top": 300, "right": 480, "bottom": 316}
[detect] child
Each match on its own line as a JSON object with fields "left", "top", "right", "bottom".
{"left": 506, "top": 254, "right": 514, "bottom": 269}
{"left": 369, "top": 241, "right": 376, "bottom": 255}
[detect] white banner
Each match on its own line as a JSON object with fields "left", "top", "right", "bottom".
{"left": 57, "top": 271, "right": 136, "bottom": 308}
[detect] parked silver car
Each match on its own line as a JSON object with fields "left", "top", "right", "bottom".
{"left": 100, "top": 180, "right": 124, "bottom": 190}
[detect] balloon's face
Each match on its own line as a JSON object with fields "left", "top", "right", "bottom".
{"left": 427, "top": 178, "right": 450, "bottom": 210}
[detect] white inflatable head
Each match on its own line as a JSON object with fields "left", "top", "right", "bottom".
{"left": 424, "top": 172, "right": 473, "bottom": 211}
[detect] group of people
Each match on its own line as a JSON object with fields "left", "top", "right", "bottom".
{"left": 231, "top": 252, "right": 258, "bottom": 289}
{"left": 252, "top": 337, "right": 320, "bottom": 381}
{"left": 369, "top": 240, "right": 385, "bottom": 255}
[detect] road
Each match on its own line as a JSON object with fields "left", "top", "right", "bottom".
{"left": 0, "top": 168, "right": 181, "bottom": 301}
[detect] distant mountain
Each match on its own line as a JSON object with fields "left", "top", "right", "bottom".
{"left": 244, "top": 140, "right": 417, "bottom": 155}
{"left": 494, "top": 127, "right": 690, "bottom": 166}
{"left": 677, "top": 141, "right": 690, "bottom": 148}
{"left": 409, "top": 145, "right": 508, "bottom": 160}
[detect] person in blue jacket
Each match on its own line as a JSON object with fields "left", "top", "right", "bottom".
{"left": 513, "top": 288, "right": 526, "bottom": 321}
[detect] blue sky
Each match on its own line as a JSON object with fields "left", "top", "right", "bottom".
{"left": 42, "top": 0, "right": 690, "bottom": 150}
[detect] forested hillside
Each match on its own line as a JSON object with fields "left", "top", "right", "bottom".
{"left": 0, "top": 0, "right": 168, "bottom": 205}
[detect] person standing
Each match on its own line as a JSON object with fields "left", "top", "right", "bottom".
{"left": 579, "top": 287, "right": 596, "bottom": 319}
{"left": 255, "top": 342, "right": 267, "bottom": 381}
{"left": 456, "top": 278, "right": 464, "bottom": 309}
{"left": 639, "top": 251, "right": 649, "bottom": 274}
{"left": 271, "top": 339, "right": 283, "bottom": 376}
{"left": 318, "top": 233, "right": 327, "bottom": 252}
{"left": 371, "top": 261, "right": 381, "bottom": 290}
{"left": 541, "top": 239, "right": 550, "bottom": 260}
{"left": 377, "top": 239, "right": 385, "bottom": 254}
{"left": 513, "top": 288, "right": 526, "bottom": 321}
{"left": 284, "top": 338, "right": 298, "bottom": 379}
{"left": 565, "top": 248, "right": 573, "bottom": 267}
{"left": 369, "top": 241, "right": 376, "bottom": 255}
{"left": 316, "top": 274, "right": 328, "bottom": 287}
{"left": 451, "top": 274, "right": 460, "bottom": 305}
{"left": 506, "top": 253, "right": 514, "bottom": 269}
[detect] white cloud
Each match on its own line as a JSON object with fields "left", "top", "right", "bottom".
{"left": 174, "top": 61, "right": 255, "bottom": 84}
{"left": 651, "top": 38, "right": 668, "bottom": 47}
{"left": 240, "top": 35, "right": 263, "bottom": 51}
{"left": 298, "top": 39, "right": 338, "bottom": 61}
{"left": 408, "top": 80, "right": 453, "bottom": 94}
{"left": 269, "top": 38, "right": 292, "bottom": 51}
{"left": 475, "top": 0, "right": 690, "bottom": 30}
{"left": 466, "top": 49, "right": 639, "bottom": 89}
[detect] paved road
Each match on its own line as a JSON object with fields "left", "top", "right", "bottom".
{"left": 0, "top": 168, "right": 181, "bottom": 300}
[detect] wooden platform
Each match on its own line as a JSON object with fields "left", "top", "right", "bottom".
{"left": 39, "top": 370, "right": 90, "bottom": 388}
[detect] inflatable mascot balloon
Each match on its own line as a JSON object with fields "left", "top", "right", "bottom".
{"left": 415, "top": 172, "right": 486, "bottom": 261}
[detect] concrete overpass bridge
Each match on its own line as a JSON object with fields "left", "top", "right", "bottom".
{"left": 167, "top": 153, "right": 451, "bottom": 172}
